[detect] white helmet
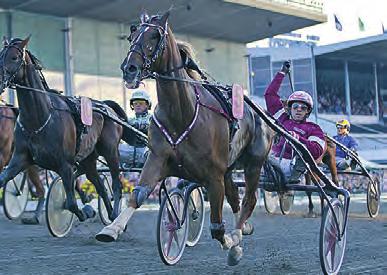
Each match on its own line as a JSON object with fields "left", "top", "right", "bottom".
{"left": 130, "top": 90, "right": 152, "bottom": 110}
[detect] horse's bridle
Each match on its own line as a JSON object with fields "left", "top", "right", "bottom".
{"left": 0, "top": 43, "right": 26, "bottom": 92}
{"left": 0, "top": 41, "right": 53, "bottom": 136}
{"left": 126, "top": 21, "right": 168, "bottom": 78}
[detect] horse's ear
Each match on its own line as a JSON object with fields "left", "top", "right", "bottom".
{"left": 140, "top": 10, "right": 150, "bottom": 23}
{"left": 159, "top": 11, "right": 170, "bottom": 30}
{"left": 2, "top": 36, "right": 9, "bottom": 47}
{"left": 20, "top": 35, "right": 31, "bottom": 49}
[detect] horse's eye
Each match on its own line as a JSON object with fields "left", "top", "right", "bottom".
{"left": 11, "top": 56, "right": 18, "bottom": 61}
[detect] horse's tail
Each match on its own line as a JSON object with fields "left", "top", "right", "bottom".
{"left": 103, "top": 100, "right": 137, "bottom": 145}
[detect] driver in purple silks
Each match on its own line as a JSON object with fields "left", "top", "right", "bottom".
{"left": 264, "top": 61, "right": 326, "bottom": 182}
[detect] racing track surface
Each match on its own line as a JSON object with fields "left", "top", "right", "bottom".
{"left": 0, "top": 194, "right": 387, "bottom": 275}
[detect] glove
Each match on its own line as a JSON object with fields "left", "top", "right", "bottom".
{"left": 289, "top": 131, "right": 299, "bottom": 140}
{"left": 280, "top": 60, "right": 291, "bottom": 75}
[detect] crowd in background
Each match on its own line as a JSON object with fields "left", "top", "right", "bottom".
{"left": 317, "top": 83, "right": 375, "bottom": 115}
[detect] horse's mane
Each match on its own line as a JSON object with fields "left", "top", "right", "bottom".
{"left": 176, "top": 40, "right": 201, "bottom": 81}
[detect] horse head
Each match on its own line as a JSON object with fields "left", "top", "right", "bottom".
{"left": 121, "top": 11, "right": 170, "bottom": 89}
{"left": 0, "top": 36, "right": 31, "bottom": 91}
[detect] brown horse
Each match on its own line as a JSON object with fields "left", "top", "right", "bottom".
{"left": 96, "top": 11, "right": 273, "bottom": 266}
{"left": 0, "top": 37, "right": 134, "bottom": 223}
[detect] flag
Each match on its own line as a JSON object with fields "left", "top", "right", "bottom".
{"left": 358, "top": 17, "right": 365, "bottom": 31}
{"left": 334, "top": 14, "right": 342, "bottom": 31}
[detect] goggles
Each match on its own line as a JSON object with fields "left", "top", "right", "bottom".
{"left": 132, "top": 100, "right": 148, "bottom": 106}
{"left": 291, "top": 102, "right": 308, "bottom": 111}
{"left": 336, "top": 125, "right": 347, "bottom": 129}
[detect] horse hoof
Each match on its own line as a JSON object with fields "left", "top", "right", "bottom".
{"left": 95, "top": 227, "right": 118, "bottom": 242}
{"left": 82, "top": 194, "right": 94, "bottom": 204}
{"left": 242, "top": 222, "right": 254, "bottom": 236}
{"left": 21, "top": 216, "right": 40, "bottom": 225}
{"left": 227, "top": 245, "right": 243, "bottom": 266}
{"left": 83, "top": 205, "right": 96, "bottom": 219}
{"left": 222, "top": 234, "right": 233, "bottom": 250}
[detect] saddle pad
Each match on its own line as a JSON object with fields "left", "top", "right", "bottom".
{"left": 232, "top": 83, "right": 244, "bottom": 120}
{"left": 81, "top": 96, "right": 93, "bottom": 126}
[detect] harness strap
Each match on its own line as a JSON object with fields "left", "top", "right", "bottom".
{"left": 152, "top": 86, "right": 201, "bottom": 148}
{"left": 17, "top": 113, "right": 52, "bottom": 137}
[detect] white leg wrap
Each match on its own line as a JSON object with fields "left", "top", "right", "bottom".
{"left": 97, "top": 207, "right": 135, "bottom": 240}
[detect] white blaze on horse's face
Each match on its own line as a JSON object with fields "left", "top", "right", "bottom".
{"left": 121, "top": 26, "right": 151, "bottom": 89}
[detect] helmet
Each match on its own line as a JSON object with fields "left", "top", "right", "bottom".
{"left": 130, "top": 90, "right": 152, "bottom": 110}
{"left": 287, "top": 91, "right": 313, "bottom": 110}
{"left": 336, "top": 119, "right": 350, "bottom": 131}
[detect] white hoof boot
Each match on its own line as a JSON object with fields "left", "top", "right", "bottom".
{"left": 95, "top": 224, "right": 123, "bottom": 242}
{"left": 242, "top": 222, "right": 254, "bottom": 235}
{"left": 95, "top": 207, "right": 135, "bottom": 242}
{"left": 227, "top": 245, "right": 243, "bottom": 266}
{"left": 222, "top": 234, "right": 233, "bottom": 250}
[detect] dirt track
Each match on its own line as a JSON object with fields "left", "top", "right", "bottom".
{"left": 0, "top": 194, "right": 387, "bottom": 275}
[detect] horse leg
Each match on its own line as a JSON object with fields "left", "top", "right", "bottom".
{"left": 80, "top": 156, "right": 114, "bottom": 220}
{"left": 96, "top": 152, "right": 167, "bottom": 242}
{"left": 60, "top": 165, "right": 92, "bottom": 222}
{"left": 99, "top": 149, "right": 122, "bottom": 221}
{"left": 224, "top": 171, "right": 254, "bottom": 235}
{"left": 228, "top": 160, "right": 264, "bottom": 266}
{"left": 74, "top": 178, "right": 93, "bottom": 204}
{"left": 0, "top": 151, "right": 31, "bottom": 188}
{"left": 224, "top": 171, "right": 240, "bottom": 225}
{"left": 206, "top": 175, "right": 232, "bottom": 251}
{"left": 304, "top": 173, "right": 316, "bottom": 218}
{"left": 21, "top": 166, "right": 45, "bottom": 224}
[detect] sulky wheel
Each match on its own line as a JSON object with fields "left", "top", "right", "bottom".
{"left": 45, "top": 177, "right": 75, "bottom": 238}
{"left": 3, "top": 172, "right": 29, "bottom": 220}
{"left": 367, "top": 176, "right": 381, "bottom": 218}
{"left": 157, "top": 189, "right": 189, "bottom": 265}
{"left": 319, "top": 198, "right": 347, "bottom": 275}
{"left": 186, "top": 187, "right": 205, "bottom": 247}
{"left": 263, "top": 191, "right": 279, "bottom": 214}
{"left": 97, "top": 173, "right": 114, "bottom": 225}
{"left": 279, "top": 191, "right": 294, "bottom": 215}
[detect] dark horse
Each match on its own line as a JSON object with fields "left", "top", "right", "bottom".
{"left": 0, "top": 37, "right": 133, "bottom": 222}
{"left": 96, "top": 11, "right": 273, "bottom": 265}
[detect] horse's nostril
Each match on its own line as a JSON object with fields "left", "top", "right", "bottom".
{"left": 128, "top": 65, "right": 138, "bottom": 73}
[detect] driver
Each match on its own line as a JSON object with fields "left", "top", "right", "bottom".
{"left": 119, "top": 89, "right": 152, "bottom": 169}
{"left": 333, "top": 119, "right": 358, "bottom": 170}
{"left": 264, "top": 61, "right": 326, "bottom": 182}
